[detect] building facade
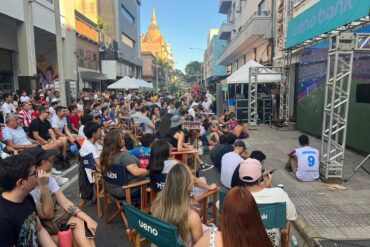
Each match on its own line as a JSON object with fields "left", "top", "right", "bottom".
{"left": 98, "top": 0, "right": 143, "bottom": 81}
{"left": 0, "top": 0, "right": 76, "bottom": 93}
{"left": 204, "top": 29, "right": 227, "bottom": 87}
{"left": 75, "top": 0, "right": 106, "bottom": 92}
{"left": 141, "top": 51, "right": 155, "bottom": 82}
{"left": 218, "top": 0, "right": 274, "bottom": 74}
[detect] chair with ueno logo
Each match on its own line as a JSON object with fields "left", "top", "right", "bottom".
{"left": 123, "top": 201, "right": 186, "bottom": 247}
{"left": 103, "top": 163, "right": 150, "bottom": 231}
{"left": 218, "top": 191, "right": 290, "bottom": 247}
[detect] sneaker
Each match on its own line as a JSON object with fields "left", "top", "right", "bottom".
{"left": 200, "top": 163, "right": 214, "bottom": 171}
{"left": 51, "top": 168, "right": 63, "bottom": 175}
{"left": 54, "top": 176, "right": 69, "bottom": 186}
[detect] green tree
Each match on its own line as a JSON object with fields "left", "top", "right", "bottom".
{"left": 185, "top": 61, "right": 203, "bottom": 85}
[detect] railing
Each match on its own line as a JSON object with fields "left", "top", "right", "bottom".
{"left": 226, "top": 10, "right": 271, "bottom": 44}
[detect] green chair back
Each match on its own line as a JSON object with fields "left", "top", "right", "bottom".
{"left": 122, "top": 202, "right": 186, "bottom": 247}
{"left": 218, "top": 191, "right": 287, "bottom": 229}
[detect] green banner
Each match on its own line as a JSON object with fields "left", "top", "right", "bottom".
{"left": 287, "top": 0, "right": 370, "bottom": 48}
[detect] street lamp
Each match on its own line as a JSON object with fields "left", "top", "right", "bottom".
{"left": 189, "top": 47, "right": 206, "bottom": 87}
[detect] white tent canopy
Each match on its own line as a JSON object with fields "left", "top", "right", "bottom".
{"left": 107, "top": 76, "right": 139, "bottom": 89}
{"left": 227, "top": 60, "right": 282, "bottom": 84}
{"left": 136, "top": 79, "right": 153, "bottom": 89}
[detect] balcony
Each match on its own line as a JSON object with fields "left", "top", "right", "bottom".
{"left": 219, "top": 0, "right": 232, "bottom": 14}
{"left": 219, "top": 22, "right": 233, "bottom": 40}
{"left": 218, "top": 11, "right": 272, "bottom": 65}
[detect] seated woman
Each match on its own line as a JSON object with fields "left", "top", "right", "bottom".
{"left": 162, "top": 115, "right": 213, "bottom": 171}
{"left": 148, "top": 140, "right": 217, "bottom": 193}
{"left": 99, "top": 106, "right": 115, "bottom": 127}
{"left": 226, "top": 113, "right": 237, "bottom": 132}
{"left": 194, "top": 187, "right": 273, "bottom": 247}
{"left": 152, "top": 164, "right": 205, "bottom": 246}
{"left": 100, "top": 130, "right": 148, "bottom": 199}
{"left": 202, "top": 119, "right": 219, "bottom": 149}
{"left": 233, "top": 120, "right": 249, "bottom": 139}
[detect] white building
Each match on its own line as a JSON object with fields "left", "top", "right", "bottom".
{"left": 0, "top": 0, "right": 76, "bottom": 93}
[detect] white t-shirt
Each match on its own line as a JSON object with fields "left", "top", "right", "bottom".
{"left": 220, "top": 151, "right": 244, "bottom": 188}
{"left": 202, "top": 101, "right": 211, "bottom": 110}
{"left": 252, "top": 188, "right": 297, "bottom": 247}
{"left": 188, "top": 108, "right": 196, "bottom": 118}
{"left": 78, "top": 125, "right": 86, "bottom": 138}
{"left": 30, "top": 175, "right": 60, "bottom": 203}
{"left": 292, "top": 146, "right": 319, "bottom": 182}
{"left": 79, "top": 140, "right": 99, "bottom": 159}
{"left": 1, "top": 102, "right": 16, "bottom": 123}
{"left": 20, "top": 96, "right": 30, "bottom": 103}
{"left": 49, "top": 107, "right": 56, "bottom": 118}
{"left": 51, "top": 115, "right": 67, "bottom": 131}
{"left": 79, "top": 140, "right": 100, "bottom": 183}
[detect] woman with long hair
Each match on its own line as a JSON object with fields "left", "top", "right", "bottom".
{"left": 194, "top": 187, "right": 273, "bottom": 247}
{"left": 152, "top": 164, "right": 203, "bottom": 246}
{"left": 148, "top": 140, "right": 217, "bottom": 192}
{"left": 100, "top": 130, "right": 148, "bottom": 198}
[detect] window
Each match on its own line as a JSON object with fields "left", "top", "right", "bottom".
{"left": 121, "top": 5, "right": 135, "bottom": 24}
{"left": 122, "top": 33, "right": 135, "bottom": 48}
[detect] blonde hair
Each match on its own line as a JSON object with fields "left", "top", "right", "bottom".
{"left": 151, "top": 164, "right": 194, "bottom": 242}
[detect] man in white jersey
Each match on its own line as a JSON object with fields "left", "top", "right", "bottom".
{"left": 287, "top": 134, "right": 319, "bottom": 182}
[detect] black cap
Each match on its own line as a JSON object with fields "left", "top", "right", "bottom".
{"left": 21, "top": 147, "right": 58, "bottom": 165}
{"left": 234, "top": 140, "right": 246, "bottom": 149}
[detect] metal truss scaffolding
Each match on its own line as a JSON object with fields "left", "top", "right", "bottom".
{"left": 248, "top": 66, "right": 284, "bottom": 128}
{"left": 320, "top": 33, "right": 370, "bottom": 180}
{"left": 280, "top": 49, "right": 292, "bottom": 125}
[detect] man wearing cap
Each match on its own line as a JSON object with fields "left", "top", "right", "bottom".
{"left": 238, "top": 158, "right": 297, "bottom": 247}
{"left": 23, "top": 148, "right": 97, "bottom": 246}
{"left": 220, "top": 140, "right": 248, "bottom": 189}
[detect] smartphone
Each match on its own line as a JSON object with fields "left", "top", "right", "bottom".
{"left": 84, "top": 221, "right": 95, "bottom": 239}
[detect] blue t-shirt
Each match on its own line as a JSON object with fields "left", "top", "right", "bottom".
{"left": 128, "top": 146, "right": 151, "bottom": 169}
{"left": 109, "top": 110, "right": 116, "bottom": 122}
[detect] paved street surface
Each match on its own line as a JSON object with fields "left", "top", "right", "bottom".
{"left": 60, "top": 125, "right": 370, "bottom": 246}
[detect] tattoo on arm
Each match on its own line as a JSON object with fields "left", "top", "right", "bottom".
{"left": 67, "top": 204, "right": 78, "bottom": 215}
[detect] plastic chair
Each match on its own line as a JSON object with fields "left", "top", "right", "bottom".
{"left": 123, "top": 201, "right": 186, "bottom": 247}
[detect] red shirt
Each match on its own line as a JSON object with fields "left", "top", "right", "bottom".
{"left": 32, "top": 111, "right": 39, "bottom": 119}
{"left": 69, "top": 114, "right": 80, "bottom": 129}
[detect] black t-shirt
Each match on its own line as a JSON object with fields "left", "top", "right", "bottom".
{"left": 231, "top": 164, "right": 244, "bottom": 188}
{"left": 210, "top": 144, "right": 234, "bottom": 172}
{"left": 29, "top": 118, "right": 52, "bottom": 140}
{"left": 0, "top": 194, "right": 38, "bottom": 247}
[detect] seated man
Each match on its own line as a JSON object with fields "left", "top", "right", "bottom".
{"left": 23, "top": 148, "right": 97, "bottom": 247}
{"left": 51, "top": 106, "right": 76, "bottom": 145}
{"left": 3, "top": 114, "right": 60, "bottom": 153}
{"left": 0, "top": 154, "right": 56, "bottom": 246}
{"left": 128, "top": 133, "right": 155, "bottom": 169}
{"left": 202, "top": 120, "right": 219, "bottom": 148}
{"left": 233, "top": 120, "right": 249, "bottom": 139}
{"left": 29, "top": 107, "right": 68, "bottom": 159}
{"left": 138, "top": 106, "right": 155, "bottom": 134}
{"left": 231, "top": 150, "right": 266, "bottom": 188}
{"left": 287, "top": 134, "right": 319, "bottom": 182}
{"left": 238, "top": 158, "right": 297, "bottom": 246}
{"left": 210, "top": 134, "right": 236, "bottom": 172}
{"left": 79, "top": 122, "right": 102, "bottom": 207}
{"left": 220, "top": 140, "right": 247, "bottom": 189}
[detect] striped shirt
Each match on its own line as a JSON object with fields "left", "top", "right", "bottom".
{"left": 18, "top": 110, "right": 32, "bottom": 128}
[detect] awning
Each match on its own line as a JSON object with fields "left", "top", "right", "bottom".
{"left": 79, "top": 67, "right": 107, "bottom": 82}
{"left": 107, "top": 76, "right": 140, "bottom": 89}
{"left": 227, "top": 60, "right": 282, "bottom": 84}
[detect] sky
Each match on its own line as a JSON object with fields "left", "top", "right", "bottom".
{"left": 140, "top": 0, "right": 226, "bottom": 72}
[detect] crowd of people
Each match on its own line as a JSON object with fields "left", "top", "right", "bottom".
{"left": 0, "top": 87, "right": 320, "bottom": 247}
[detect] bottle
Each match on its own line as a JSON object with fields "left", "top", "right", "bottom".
{"left": 291, "top": 235, "right": 299, "bottom": 247}
{"left": 58, "top": 223, "right": 73, "bottom": 247}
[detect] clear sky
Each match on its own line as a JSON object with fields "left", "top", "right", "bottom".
{"left": 140, "top": 0, "right": 225, "bottom": 72}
